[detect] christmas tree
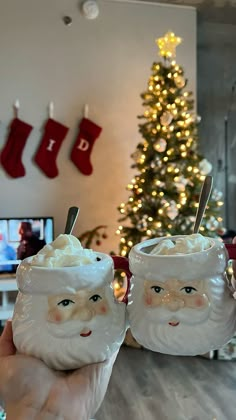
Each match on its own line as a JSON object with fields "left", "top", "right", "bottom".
{"left": 116, "top": 31, "right": 223, "bottom": 257}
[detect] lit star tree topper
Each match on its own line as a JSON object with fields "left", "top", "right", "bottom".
{"left": 156, "top": 31, "right": 182, "bottom": 59}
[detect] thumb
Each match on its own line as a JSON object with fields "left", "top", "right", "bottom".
{"left": 0, "top": 320, "right": 16, "bottom": 357}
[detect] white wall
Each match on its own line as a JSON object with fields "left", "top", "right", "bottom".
{"left": 0, "top": 0, "right": 196, "bottom": 253}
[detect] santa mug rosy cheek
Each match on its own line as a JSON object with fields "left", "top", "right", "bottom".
{"left": 127, "top": 236, "right": 236, "bottom": 356}
{"left": 12, "top": 254, "right": 131, "bottom": 370}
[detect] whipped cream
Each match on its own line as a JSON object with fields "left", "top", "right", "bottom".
{"left": 30, "top": 234, "right": 97, "bottom": 267}
{"left": 150, "top": 233, "right": 211, "bottom": 256}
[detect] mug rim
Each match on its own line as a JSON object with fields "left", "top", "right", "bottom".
{"left": 16, "top": 252, "right": 114, "bottom": 295}
{"left": 129, "top": 235, "right": 227, "bottom": 280}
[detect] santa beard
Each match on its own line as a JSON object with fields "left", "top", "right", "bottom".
{"left": 127, "top": 278, "right": 236, "bottom": 356}
{"left": 12, "top": 290, "right": 127, "bottom": 370}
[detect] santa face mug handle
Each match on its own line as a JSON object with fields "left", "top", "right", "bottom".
{"left": 112, "top": 255, "right": 131, "bottom": 304}
{"left": 225, "top": 243, "right": 236, "bottom": 260}
{"left": 127, "top": 236, "right": 236, "bottom": 357}
{"left": 12, "top": 253, "right": 131, "bottom": 370}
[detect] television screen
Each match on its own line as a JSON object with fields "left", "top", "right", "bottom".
{"left": 0, "top": 217, "right": 54, "bottom": 274}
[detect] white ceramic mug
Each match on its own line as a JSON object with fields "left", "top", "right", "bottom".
{"left": 127, "top": 235, "right": 236, "bottom": 356}
{"left": 12, "top": 254, "right": 131, "bottom": 370}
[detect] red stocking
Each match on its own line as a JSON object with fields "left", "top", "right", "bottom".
{"left": 70, "top": 118, "right": 102, "bottom": 176}
{"left": 0, "top": 118, "right": 33, "bottom": 178}
{"left": 34, "top": 118, "right": 69, "bottom": 178}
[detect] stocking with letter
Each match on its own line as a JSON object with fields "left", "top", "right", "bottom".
{"left": 0, "top": 117, "right": 33, "bottom": 178}
{"left": 34, "top": 118, "right": 69, "bottom": 178}
{"left": 70, "top": 117, "right": 102, "bottom": 176}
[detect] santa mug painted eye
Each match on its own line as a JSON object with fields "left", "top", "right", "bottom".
{"left": 127, "top": 234, "right": 236, "bottom": 356}
{"left": 12, "top": 246, "right": 130, "bottom": 370}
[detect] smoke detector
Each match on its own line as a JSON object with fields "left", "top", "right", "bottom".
{"left": 81, "top": 0, "right": 99, "bottom": 20}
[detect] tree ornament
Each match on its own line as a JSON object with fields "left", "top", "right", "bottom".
{"left": 131, "top": 149, "right": 143, "bottom": 163}
{"left": 199, "top": 158, "right": 212, "bottom": 175}
{"left": 160, "top": 111, "right": 173, "bottom": 126}
{"left": 156, "top": 31, "right": 182, "bottom": 59}
{"left": 206, "top": 216, "right": 219, "bottom": 231}
{"left": 156, "top": 180, "right": 165, "bottom": 188}
{"left": 167, "top": 200, "right": 178, "bottom": 220}
{"left": 211, "top": 188, "right": 223, "bottom": 201}
{"left": 175, "top": 75, "right": 185, "bottom": 89}
{"left": 153, "top": 138, "right": 167, "bottom": 153}
{"left": 78, "top": 225, "right": 107, "bottom": 248}
{"left": 175, "top": 176, "right": 188, "bottom": 192}
{"left": 217, "top": 227, "right": 227, "bottom": 236}
{"left": 155, "top": 156, "right": 161, "bottom": 165}
{"left": 137, "top": 220, "right": 147, "bottom": 231}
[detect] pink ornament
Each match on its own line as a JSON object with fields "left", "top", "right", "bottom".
{"left": 154, "top": 138, "right": 167, "bottom": 153}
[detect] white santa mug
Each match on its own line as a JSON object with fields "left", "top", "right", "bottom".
{"left": 12, "top": 254, "right": 131, "bottom": 370}
{"left": 127, "top": 235, "right": 236, "bottom": 356}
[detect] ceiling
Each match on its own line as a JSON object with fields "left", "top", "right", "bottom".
{"left": 152, "top": 0, "right": 236, "bottom": 25}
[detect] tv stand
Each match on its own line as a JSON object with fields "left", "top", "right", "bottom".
{"left": 0, "top": 275, "right": 18, "bottom": 324}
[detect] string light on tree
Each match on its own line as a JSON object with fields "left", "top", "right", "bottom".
{"left": 116, "top": 31, "right": 223, "bottom": 257}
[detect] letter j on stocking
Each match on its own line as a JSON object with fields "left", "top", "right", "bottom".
{"left": 70, "top": 117, "right": 102, "bottom": 176}
{"left": 34, "top": 118, "right": 69, "bottom": 178}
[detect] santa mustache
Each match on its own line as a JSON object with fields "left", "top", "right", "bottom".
{"left": 46, "top": 311, "right": 113, "bottom": 338}
{"left": 134, "top": 304, "right": 211, "bottom": 326}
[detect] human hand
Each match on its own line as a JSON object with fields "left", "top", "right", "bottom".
{"left": 0, "top": 320, "right": 117, "bottom": 420}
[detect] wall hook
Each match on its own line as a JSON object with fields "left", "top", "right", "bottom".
{"left": 14, "top": 99, "right": 20, "bottom": 118}
{"left": 49, "top": 101, "right": 54, "bottom": 119}
{"left": 84, "top": 104, "right": 89, "bottom": 118}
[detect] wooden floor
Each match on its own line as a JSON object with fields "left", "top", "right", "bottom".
{"left": 96, "top": 346, "right": 236, "bottom": 420}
